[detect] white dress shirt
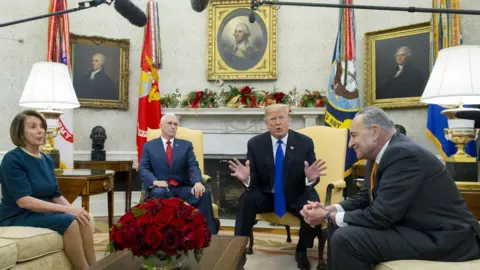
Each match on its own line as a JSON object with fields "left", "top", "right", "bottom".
{"left": 243, "top": 134, "right": 315, "bottom": 192}
{"left": 334, "top": 139, "right": 391, "bottom": 227}
{"left": 161, "top": 137, "right": 174, "bottom": 150}
{"left": 89, "top": 69, "right": 102, "bottom": 80}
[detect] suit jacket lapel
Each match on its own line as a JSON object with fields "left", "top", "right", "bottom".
{"left": 157, "top": 139, "right": 169, "bottom": 168}
{"left": 171, "top": 140, "right": 181, "bottom": 168}
{"left": 283, "top": 131, "right": 294, "bottom": 184}
{"left": 264, "top": 134, "right": 275, "bottom": 187}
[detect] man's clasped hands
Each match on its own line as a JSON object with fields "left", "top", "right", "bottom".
{"left": 300, "top": 200, "right": 335, "bottom": 227}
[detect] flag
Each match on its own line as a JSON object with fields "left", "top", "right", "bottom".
{"left": 325, "top": 0, "right": 361, "bottom": 177}
{"left": 136, "top": 0, "right": 162, "bottom": 165}
{"left": 427, "top": 0, "right": 476, "bottom": 160}
{"left": 47, "top": 0, "right": 74, "bottom": 169}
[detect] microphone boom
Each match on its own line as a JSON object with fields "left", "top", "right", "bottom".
{"left": 114, "top": 0, "right": 147, "bottom": 27}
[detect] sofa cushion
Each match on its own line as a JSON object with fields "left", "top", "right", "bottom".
{"left": 0, "top": 238, "right": 17, "bottom": 270}
{"left": 375, "top": 259, "right": 480, "bottom": 270}
{"left": 0, "top": 227, "right": 63, "bottom": 262}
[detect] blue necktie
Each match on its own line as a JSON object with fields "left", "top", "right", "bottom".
{"left": 274, "top": 140, "right": 286, "bottom": 217}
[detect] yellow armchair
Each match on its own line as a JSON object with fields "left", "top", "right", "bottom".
{"left": 138, "top": 127, "right": 220, "bottom": 231}
{"left": 251, "top": 126, "right": 348, "bottom": 261}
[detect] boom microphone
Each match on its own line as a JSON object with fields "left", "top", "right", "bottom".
{"left": 249, "top": 0, "right": 257, "bottom": 23}
{"left": 114, "top": 0, "right": 147, "bottom": 27}
{"left": 191, "top": 0, "right": 210, "bottom": 12}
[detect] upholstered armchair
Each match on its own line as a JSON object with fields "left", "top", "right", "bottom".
{"left": 250, "top": 126, "right": 348, "bottom": 263}
{"left": 138, "top": 127, "right": 220, "bottom": 232}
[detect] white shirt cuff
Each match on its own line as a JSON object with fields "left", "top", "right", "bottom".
{"left": 335, "top": 212, "right": 348, "bottom": 227}
{"left": 334, "top": 204, "right": 345, "bottom": 213}
{"left": 243, "top": 177, "right": 250, "bottom": 187}
{"left": 306, "top": 177, "right": 315, "bottom": 186}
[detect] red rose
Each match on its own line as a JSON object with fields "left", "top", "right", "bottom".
{"left": 241, "top": 86, "right": 252, "bottom": 94}
{"left": 155, "top": 208, "right": 174, "bottom": 229}
{"left": 119, "top": 212, "right": 135, "bottom": 226}
{"left": 170, "top": 219, "right": 187, "bottom": 234}
{"left": 144, "top": 225, "right": 163, "bottom": 249}
{"left": 194, "top": 228, "right": 205, "bottom": 248}
{"left": 183, "top": 231, "right": 196, "bottom": 250}
{"left": 203, "top": 227, "right": 212, "bottom": 248}
{"left": 161, "top": 197, "right": 183, "bottom": 207}
{"left": 191, "top": 211, "right": 206, "bottom": 226}
{"left": 136, "top": 213, "right": 153, "bottom": 226}
{"left": 161, "top": 228, "right": 181, "bottom": 256}
{"left": 176, "top": 205, "right": 193, "bottom": 220}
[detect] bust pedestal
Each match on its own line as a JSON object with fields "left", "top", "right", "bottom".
{"left": 446, "top": 160, "right": 478, "bottom": 182}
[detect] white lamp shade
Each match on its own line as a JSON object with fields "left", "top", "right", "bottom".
{"left": 420, "top": 45, "right": 480, "bottom": 105}
{"left": 19, "top": 62, "right": 80, "bottom": 109}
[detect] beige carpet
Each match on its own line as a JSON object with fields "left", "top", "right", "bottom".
{"left": 94, "top": 217, "right": 326, "bottom": 269}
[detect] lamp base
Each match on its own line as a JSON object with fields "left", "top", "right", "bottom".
{"left": 41, "top": 147, "right": 62, "bottom": 172}
{"left": 446, "top": 160, "right": 478, "bottom": 182}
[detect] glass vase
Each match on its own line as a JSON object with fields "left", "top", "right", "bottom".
{"left": 140, "top": 252, "right": 185, "bottom": 270}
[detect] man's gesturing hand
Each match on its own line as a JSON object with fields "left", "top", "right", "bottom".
{"left": 228, "top": 158, "right": 250, "bottom": 183}
{"left": 305, "top": 159, "right": 327, "bottom": 182}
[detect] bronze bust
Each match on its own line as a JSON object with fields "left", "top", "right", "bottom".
{"left": 90, "top": 126, "right": 107, "bottom": 161}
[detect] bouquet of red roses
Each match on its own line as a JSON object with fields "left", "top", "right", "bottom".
{"left": 107, "top": 198, "right": 212, "bottom": 263}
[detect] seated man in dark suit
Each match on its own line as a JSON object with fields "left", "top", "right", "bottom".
{"left": 139, "top": 113, "right": 217, "bottom": 235}
{"left": 229, "top": 104, "right": 327, "bottom": 270}
{"left": 301, "top": 106, "right": 480, "bottom": 270}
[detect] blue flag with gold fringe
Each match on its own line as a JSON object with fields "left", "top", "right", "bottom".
{"left": 427, "top": 0, "right": 476, "bottom": 159}
{"left": 324, "top": 0, "right": 361, "bottom": 177}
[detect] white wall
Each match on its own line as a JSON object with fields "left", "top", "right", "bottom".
{"left": 1, "top": 0, "right": 480, "bottom": 159}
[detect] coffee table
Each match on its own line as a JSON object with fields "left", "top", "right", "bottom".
{"left": 88, "top": 235, "right": 248, "bottom": 270}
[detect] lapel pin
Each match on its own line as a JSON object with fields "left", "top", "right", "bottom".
{"left": 290, "top": 146, "right": 294, "bottom": 150}
{"left": 175, "top": 144, "right": 179, "bottom": 147}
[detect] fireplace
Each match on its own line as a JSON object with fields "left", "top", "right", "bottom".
{"left": 204, "top": 156, "right": 247, "bottom": 219}
{"left": 160, "top": 107, "right": 325, "bottom": 219}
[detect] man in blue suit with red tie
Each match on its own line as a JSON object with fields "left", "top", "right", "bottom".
{"left": 139, "top": 113, "right": 217, "bottom": 234}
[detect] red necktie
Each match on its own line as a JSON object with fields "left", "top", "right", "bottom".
{"left": 166, "top": 141, "right": 179, "bottom": 186}
{"left": 166, "top": 141, "right": 173, "bottom": 165}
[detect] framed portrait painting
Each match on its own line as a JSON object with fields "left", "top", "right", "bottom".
{"left": 70, "top": 34, "right": 130, "bottom": 110}
{"left": 364, "top": 22, "right": 431, "bottom": 109}
{"left": 207, "top": 0, "right": 278, "bottom": 81}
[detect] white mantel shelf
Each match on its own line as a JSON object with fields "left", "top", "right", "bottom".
{"left": 161, "top": 107, "right": 325, "bottom": 156}
{"left": 162, "top": 107, "right": 325, "bottom": 116}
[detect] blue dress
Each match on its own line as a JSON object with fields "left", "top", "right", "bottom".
{"left": 0, "top": 147, "right": 75, "bottom": 234}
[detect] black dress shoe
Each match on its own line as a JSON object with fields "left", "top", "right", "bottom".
{"left": 295, "top": 251, "right": 311, "bottom": 270}
{"left": 317, "top": 262, "right": 327, "bottom": 270}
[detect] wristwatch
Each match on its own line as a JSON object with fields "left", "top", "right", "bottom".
{"left": 326, "top": 211, "right": 332, "bottom": 224}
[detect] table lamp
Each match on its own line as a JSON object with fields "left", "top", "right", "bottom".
{"left": 421, "top": 45, "right": 480, "bottom": 181}
{"left": 19, "top": 62, "right": 80, "bottom": 171}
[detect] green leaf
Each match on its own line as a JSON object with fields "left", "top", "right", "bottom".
{"left": 131, "top": 208, "right": 147, "bottom": 218}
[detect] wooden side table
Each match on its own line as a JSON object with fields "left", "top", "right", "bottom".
{"left": 56, "top": 169, "right": 115, "bottom": 228}
{"left": 455, "top": 182, "right": 480, "bottom": 220}
{"left": 74, "top": 160, "right": 133, "bottom": 211}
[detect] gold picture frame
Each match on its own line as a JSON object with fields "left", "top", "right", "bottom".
{"left": 207, "top": 0, "right": 278, "bottom": 81}
{"left": 364, "top": 22, "right": 431, "bottom": 109}
{"left": 70, "top": 34, "right": 130, "bottom": 110}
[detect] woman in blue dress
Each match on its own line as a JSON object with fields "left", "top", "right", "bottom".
{"left": 0, "top": 110, "right": 96, "bottom": 269}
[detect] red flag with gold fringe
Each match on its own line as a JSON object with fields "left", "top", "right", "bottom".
{"left": 136, "top": 0, "right": 162, "bottom": 165}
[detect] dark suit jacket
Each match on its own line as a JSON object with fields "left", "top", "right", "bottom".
{"left": 376, "top": 64, "right": 427, "bottom": 99}
{"left": 340, "top": 134, "right": 480, "bottom": 256}
{"left": 247, "top": 130, "right": 318, "bottom": 207}
{"left": 139, "top": 138, "right": 202, "bottom": 188}
{"left": 73, "top": 69, "right": 118, "bottom": 100}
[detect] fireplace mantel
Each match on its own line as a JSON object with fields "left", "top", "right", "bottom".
{"left": 162, "top": 107, "right": 325, "bottom": 156}
{"left": 162, "top": 107, "right": 325, "bottom": 116}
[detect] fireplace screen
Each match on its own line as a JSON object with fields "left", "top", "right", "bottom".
{"left": 204, "top": 157, "right": 247, "bottom": 219}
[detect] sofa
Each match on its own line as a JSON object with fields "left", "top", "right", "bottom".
{"left": 375, "top": 259, "right": 480, "bottom": 269}
{"left": 0, "top": 184, "right": 95, "bottom": 270}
